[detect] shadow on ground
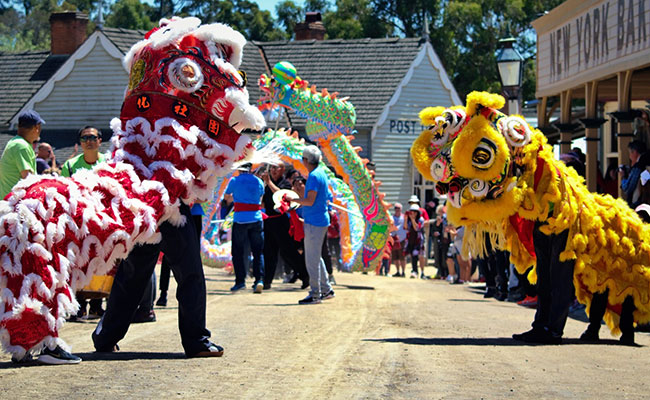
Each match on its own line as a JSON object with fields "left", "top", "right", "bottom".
{"left": 0, "top": 352, "right": 186, "bottom": 369}
{"left": 363, "top": 337, "right": 630, "bottom": 346}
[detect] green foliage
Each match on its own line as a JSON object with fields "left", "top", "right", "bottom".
{"left": 276, "top": 0, "right": 302, "bottom": 38}
{"left": 323, "top": 0, "right": 392, "bottom": 39}
{"left": 105, "top": 0, "right": 155, "bottom": 30}
{"left": 0, "top": 0, "right": 60, "bottom": 52}
{"left": 427, "top": 0, "right": 565, "bottom": 101}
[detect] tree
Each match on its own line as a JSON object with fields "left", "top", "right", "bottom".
{"left": 181, "top": 0, "right": 285, "bottom": 41}
{"left": 371, "top": 0, "right": 564, "bottom": 102}
{"left": 0, "top": 0, "right": 60, "bottom": 52}
{"left": 105, "top": 0, "right": 155, "bottom": 30}
{"left": 275, "top": 0, "right": 301, "bottom": 39}
{"left": 323, "top": 0, "right": 391, "bottom": 40}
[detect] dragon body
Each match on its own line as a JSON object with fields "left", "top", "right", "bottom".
{"left": 259, "top": 62, "right": 391, "bottom": 270}
{"left": 201, "top": 129, "right": 364, "bottom": 270}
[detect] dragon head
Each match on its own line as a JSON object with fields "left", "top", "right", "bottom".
{"left": 112, "top": 17, "right": 266, "bottom": 203}
{"left": 258, "top": 61, "right": 356, "bottom": 138}
{"left": 411, "top": 92, "right": 537, "bottom": 225}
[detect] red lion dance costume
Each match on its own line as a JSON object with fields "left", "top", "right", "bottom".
{"left": 0, "top": 17, "right": 264, "bottom": 360}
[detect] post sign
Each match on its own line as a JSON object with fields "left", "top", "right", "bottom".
{"left": 389, "top": 120, "right": 426, "bottom": 134}
{"left": 534, "top": 0, "right": 650, "bottom": 97}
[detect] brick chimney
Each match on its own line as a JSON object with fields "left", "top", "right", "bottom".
{"left": 49, "top": 12, "right": 89, "bottom": 55}
{"left": 294, "top": 12, "right": 325, "bottom": 41}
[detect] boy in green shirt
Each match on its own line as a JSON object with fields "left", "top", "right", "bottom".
{"left": 0, "top": 110, "right": 44, "bottom": 198}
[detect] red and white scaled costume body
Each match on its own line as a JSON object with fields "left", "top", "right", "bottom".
{"left": 0, "top": 17, "right": 264, "bottom": 359}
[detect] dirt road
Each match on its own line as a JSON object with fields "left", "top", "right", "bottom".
{"left": 1, "top": 265, "right": 649, "bottom": 399}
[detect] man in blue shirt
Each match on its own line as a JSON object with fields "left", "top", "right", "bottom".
{"left": 294, "top": 146, "right": 334, "bottom": 304}
{"left": 225, "top": 163, "right": 265, "bottom": 293}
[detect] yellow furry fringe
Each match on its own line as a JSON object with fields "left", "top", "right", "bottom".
{"left": 412, "top": 91, "right": 650, "bottom": 335}
{"left": 462, "top": 131, "right": 650, "bottom": 334}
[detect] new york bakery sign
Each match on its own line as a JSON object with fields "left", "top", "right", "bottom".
{"left": 537, "top": 0, "right": 650, "bottom": 94}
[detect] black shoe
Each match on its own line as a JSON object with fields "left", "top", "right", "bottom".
{"left": 494, "top": 290, "right": 508, "bottom": 301}
{"left": 321, "top": 290, "right": 335, "bottom": 300}
{"left": 288, "top": 274, "right": 298, "bottom": 284}
{"left": 263, "top": 283, "right": 272, "bottom": 290}
{"left": 300, "top": 281, "right": 309, "bottom": 290}
{"left": 298, "top": 295, "right": 322, "bottom": 305}
{"left": 512, "top": 328, "right": 562, "bottom": 344}
{"left": 620, "top": 333, "right": 635, "bottom": 346}
{"left": 132, "top": 309, "right": 156, "bottom": 323}
{"left": 92, "top": 330, "right": 120, "bottom": 353}
{"left": 37, "top": 346, "right": 82, "bottom": 365}
{"left": 189, "top": 343, "right": 224, "bottom": 358}
{"left": 506, "top": 288, "right": 526, "bottom": 303}
{"left": 579, "top": 327, "right": 599, "bottom": 341}
{"left": 156, "top": 292, "right": 167, "bottom": 307}
{"left": 11, "top": 353, "right": 34, "bottom": 364}
{"left": 484, "top": 288, "right": 496, "bottom": 298}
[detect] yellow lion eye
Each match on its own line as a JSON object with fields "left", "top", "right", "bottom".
{"left": 472, "top": 139, "right": 496, "bottom": 170}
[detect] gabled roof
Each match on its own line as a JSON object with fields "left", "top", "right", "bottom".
{"left": 0, "top": 27, "right": 439, "bottom": 133}
{"left": 243, "top": 38, "right": 425, "bottom": 128}
{"left": 0, "top": 52, "right": 69, "bottom": 128}
{"left": 101, "top": 27, "right": 149, "bottom": 54}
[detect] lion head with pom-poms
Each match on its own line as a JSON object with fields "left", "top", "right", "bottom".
{"left": 410, "top": 91, "right": 552, "bottom": 228}
{"left": 114, "top": 17, "right": 266, "bottom": 204}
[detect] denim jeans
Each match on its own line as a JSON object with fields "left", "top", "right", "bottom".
{"left": 232, "top": 221, "right": 265, "bottom": 285}
{"left": 304, "top": 223, "right": 331, "bottom": 298}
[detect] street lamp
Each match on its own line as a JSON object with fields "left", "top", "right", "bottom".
{"left": 496, "top": 36, "right": 524, "bottom": 115}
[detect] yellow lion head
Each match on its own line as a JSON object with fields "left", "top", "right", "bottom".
{"left": 411, "top": 91, "right": 539, "bottom": 225}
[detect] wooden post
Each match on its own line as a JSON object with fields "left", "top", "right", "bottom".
{"left": 556, "top": 90, "right": 574, "bottom": 154}
{"left": 614, "top": 70, "right": 634, "bottom": 198}
{"left": 579, "top": 81, "right": 605, "bottom": 193}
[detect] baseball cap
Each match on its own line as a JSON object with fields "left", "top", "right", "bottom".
{"left": 18, "top": 110, "right": 45, "bottom": 128}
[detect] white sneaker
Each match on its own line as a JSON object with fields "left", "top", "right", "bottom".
{"left": 410, "top": 272, "right": 417, "bottom": 279}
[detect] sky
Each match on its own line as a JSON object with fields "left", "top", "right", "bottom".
{"left": 256, "top": 0, "right": 284, "bottom": 18}
{"left": 140, "top": 0, "right": 286, "bottom": 19}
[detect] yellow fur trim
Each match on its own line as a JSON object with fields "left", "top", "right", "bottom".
{"left": 418, "top": 106, "right": 445, "bottom": 126}
{"left": 465, "top": 91, "right": 505, "bottom": 116}
{"left": 410, "top": 129, "right": 436, "bottom": 182}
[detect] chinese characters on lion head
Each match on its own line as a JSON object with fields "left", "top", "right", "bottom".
{"left": 0, "top": 17, "right": 264, "bottom": 359}
{"left": 410, "top": 91, "right": 650, "bottom": 336}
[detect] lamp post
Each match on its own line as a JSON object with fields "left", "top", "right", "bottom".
{"left": 496, "top": 36, "right": 524, "bottom": 115}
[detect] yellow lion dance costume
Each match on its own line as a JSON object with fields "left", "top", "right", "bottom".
{"left": 410, "top": 91, "right": 650, "bottom": 337}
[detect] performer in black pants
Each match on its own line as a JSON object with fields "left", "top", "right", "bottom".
{"left": 479, "top": 235, "right": 509, "bottom": 300}
{"left": 580, "top": 289, "right": 636, "bottom": 345}
{"left": 513, "top": 221, "right": 575, "bottom": 344}
{"left": 156, "top": 205, "right": 203, "bottom": 306}
{"left": 262, "top": 164, "right": 309, "bottom": 289}
{"left": 93, "top": 203, "right": 222, "bottom": 357}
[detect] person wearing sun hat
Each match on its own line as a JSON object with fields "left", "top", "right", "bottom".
{"left": 406, "top": 195, "right": 429, "bottom": 278}
{"left": 404, "top": 203, "right": 425, "bottom": 279}
{"left": 0, "top": 110, "right": 45, "bottom": 198}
